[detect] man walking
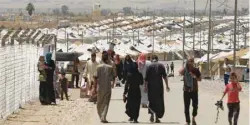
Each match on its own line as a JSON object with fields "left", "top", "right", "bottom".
{"left": 145, "top": 55, "right": 170, "bottom": 123}
{"left": 170, "top": 62, "right": 174, "bottom": 74}
{"left": 95, "top": 52, "right": 115, "bottom": 123}
{"left": 83, "top": 53, "right": 100, "bottom": 101}
{"left": 179, "top": 57, "right": 201, "bottom": 125}
{"left": 166, "top": 64, "right": 169, "bottom": 75}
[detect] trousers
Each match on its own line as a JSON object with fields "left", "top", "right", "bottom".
{"left": 184, "top": 91, "right": 198, "bottom": 123}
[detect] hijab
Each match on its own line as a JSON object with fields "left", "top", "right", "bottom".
{"left": 45, "top": 53, "right": 52, "bottom": 65}
{"left": 115, "top": 55, "right": 121, "bottom": 64}
{"left": 137, "top": 53, "right": 146, "bottom": 71}
{"left": 125, "top": 55, "right": 132, "bottom": 63}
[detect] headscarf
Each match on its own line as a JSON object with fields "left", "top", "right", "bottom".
{"left": 45, "top": 53, "right": 52, "bottom": 65}
{"left": 137, "top": 53, "right": 146, "bottom": 70}
{"left": 152, "top": 55, "right": 158, "bottom": 62}
{"left": 102, "top": 52, "right": 109, "bottom": 63}
{"left": 125, "top": 55, "right": 132, "bottom": 63}
{"left": 115, "top": 54, "right": 121, "bottom": 64}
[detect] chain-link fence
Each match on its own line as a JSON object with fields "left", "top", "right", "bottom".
{"left": 0, "top": 44, "right": 42, "bottom": 119}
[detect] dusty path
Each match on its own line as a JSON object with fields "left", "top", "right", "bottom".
{"left": 0, "top": 60, "right": 249, "bottom": 125}
{"left": 0, "top": 89, "right": 94, "bottom": 125}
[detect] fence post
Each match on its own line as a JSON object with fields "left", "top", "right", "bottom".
{"left": 4, "top": 46, "right": 7, "bottom": 118}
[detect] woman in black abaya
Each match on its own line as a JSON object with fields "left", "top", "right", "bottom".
{"left": 45, "top": 53, "right": 56, "bottom": 105}
{"left": 123, "top": 60, "right": 143, "bottom": 123}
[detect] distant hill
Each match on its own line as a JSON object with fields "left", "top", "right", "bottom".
{"left": 0, "top": 0, "right": 248, "bottom": 13}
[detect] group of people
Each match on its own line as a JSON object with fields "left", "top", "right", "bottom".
{"left": 93, "top": 52, "right": 170, "bottom": 123}
{"left": 166, "top": 62, "right": 174, "bottom": 75}
{"left": 37, "top": 53, "right": 57, "bottom": 105}
{"left": 37, "top": 51, "right": 242, "bottom": 125}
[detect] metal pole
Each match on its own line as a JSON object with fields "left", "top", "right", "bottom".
{"left": 193, "top": 0, "right": 196, "bottom": 52}
{"left": 66, "top": 33, "right": 68, "bottom": 52}
{"left": 244, "top": 28, "right": 247, "bottom": 48}
{"left": 207, "top": 0, "right": 212, "bottom": 77}
{"left": 164, "top": 31, "right": 167, "bottom": 60}
{"left": 170, "top": 29, "right": 172, "bottom": 41}
{"left": 183, "top": 14, "right": 186, "bottom": 65}
{"left": 211, "top": 21, "right": 214, "bottom": 52}
{"left": 152, "top": 11, "right": 155, "bottom": 57}
{"left": 230, "top": 31, "right": 232, "bottom": 48}
{"left": 133, "top": 30, "right": 134, "bottom": 45}
{"left": 107, "top": 32, "right": 109, "bottom": 43}
{"left": 112, "top": 14, "right": 115, "bottom": 42}
{"left": 137, "top": 30, "right": 139, "bottom": 45}
{"left": 233, "top": 0, "right": 237, "bottom": 70}
{"left": 199, "top": 21, "right": 202, "bottom": 52}
{"left": 82, "top": 31, "right": 83, "bottom": 45}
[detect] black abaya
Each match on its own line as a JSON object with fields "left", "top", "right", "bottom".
{"left": 39, "top": 81, "right": 50, "bottom": 104}
{"left": 145, "top": 62, "right": 167, "bottom": 119}
{"left": 45, "top": 60, "right": 56, "bottom": 104}
{"left": 124, "top": 69, "right": 143, "bottom": 121}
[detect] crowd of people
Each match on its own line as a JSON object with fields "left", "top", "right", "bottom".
{"left": 37, "top": 51, "right": 243, "bottom": 125}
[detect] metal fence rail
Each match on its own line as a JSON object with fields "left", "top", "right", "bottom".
{"left": 0, "top": 44, "right": 41, "bottom": 119}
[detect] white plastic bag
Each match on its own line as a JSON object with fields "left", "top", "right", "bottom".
{"left": 80, "top": 78, "right": 88, "bottom": 98}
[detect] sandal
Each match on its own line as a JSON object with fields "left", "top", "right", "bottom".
{"left": 155, "top": 118, "right": 161, "bottom": 123}
{"left": 192, "top": 121, "right": 197, "bottom": 125}
{"left": 150, "top": 115, "right": 154, "bottom": 123}
{"left": 101, "top": 120, "right": 108, "bottom": 123}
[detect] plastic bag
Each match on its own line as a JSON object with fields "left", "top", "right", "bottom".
{"left": 80, "top": 78, "right": 88, "bottom": 98}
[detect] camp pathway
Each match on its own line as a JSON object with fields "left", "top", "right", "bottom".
{"left": 87, "top": 60, "right": 249, "bottom": 125}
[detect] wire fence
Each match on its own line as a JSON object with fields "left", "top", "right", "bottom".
{"left": 0, "top": 44, "right": 42, "bottom": 119}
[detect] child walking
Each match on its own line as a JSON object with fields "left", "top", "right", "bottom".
{"left": 220, "top": 72, "right": 242, "bottom": 125}
{"left": 59, "top": 72, "right": 69, "bottom": 101}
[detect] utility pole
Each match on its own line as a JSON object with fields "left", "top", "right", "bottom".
{"left": 233, "top": 0, "right": 237, "bottom": 70}
{"left": 137, "top": 30, "right": 139, "bottom": 45}
{"left": 66, "top": 33, "right": 68, "bottom": 52}
{"left": 207, "top": 0, "right": 212, "bottom": 77}
{"left": 244, "top": 27, "right": 247, "bottom": 48}
{"left": 152, "top": 11, "right": 155, "bottom": 57}
{"left": 164, "top": 31, "right": 167, "bottom": 60}
{"left": 82, "top": 31, "right": 83, "bottom": 45}
{"left": 193, "top": 0, "right": 196, "bottom": 52}
{"left": 133, "top": 30, "right": 135, "bottom": 45}
{"left": 237, "top": 20, "right": 240, "bottom": 49}
{"left": 199, "top": 21, "right": 202, "bottom": 52}
{"left": 170, "top": 29, "right": 172, "bottom": 41}
{"left": 230, "top": 30, "right": 232, "bottom": 48}
{"left": 183, "top": 14, "right": 186, "bottom": 65}
{"left": 107, "top": 32, "right": 109, "bottom": 43}
{"left": 211, "top": 20, "right": 214, "bottom": 52}
{"left": 112, "top": 13, "right": 115, "bottom": 43}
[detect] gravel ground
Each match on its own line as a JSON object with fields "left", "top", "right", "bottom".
{"left": 0, "top": 89, "right": 94, "bottom": 125}
{"left": 0, "top": 60, "right": 248, "bottom": 125}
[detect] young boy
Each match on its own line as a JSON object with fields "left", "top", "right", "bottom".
{"left": 220, "top": 72, "right": 242, "bottom": 125}
{"left": 59, "top": 72, "right": 69, "bottom": 101}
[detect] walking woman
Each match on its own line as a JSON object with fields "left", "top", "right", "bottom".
{"left": 220, "top": 72, "right": 242, "bottom": 125}
{"left": 123, "top": 62, "right": 143, "bottom": 123}
{"left": 223, "top": 58, "right": 231, "bottom": 86}
{"left": 115, "top": 54, "right": 123, "bottom": 86}
{"left": 37, "top": 56, "right": 49, "bottom": 105}
{"left": 137, "top": 53, "right": 151, "bottom": 108}
{"left": 123, "top": 55, "right": 134, "bottom": 83}
{"left": 45, "top": 52, "right": 56, "bottom": 105}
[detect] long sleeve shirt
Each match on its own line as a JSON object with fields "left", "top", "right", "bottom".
{"left": 83, "top": 60, "right": 100, "bottom": 82}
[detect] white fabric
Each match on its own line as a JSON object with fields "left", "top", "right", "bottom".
{"left": 223, "top": 63, "right": 231, "bottom": 75}
{"left": 138, "top": 61, "right": 151, "bottom": 105}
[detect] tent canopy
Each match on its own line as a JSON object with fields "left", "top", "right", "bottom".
{"left": 56, "top": 52, "right": 83, "bottom": 61}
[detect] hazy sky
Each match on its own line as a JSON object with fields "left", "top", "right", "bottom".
{"left": 0, "top": 0, "right": 248, "bottom": 12}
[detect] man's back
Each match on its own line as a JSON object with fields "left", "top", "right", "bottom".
{"left": 97, "top": 64, "right": 114, "bottom": 91}
{"left": 145, "top": 62, "right": 166, "bottom": 84}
